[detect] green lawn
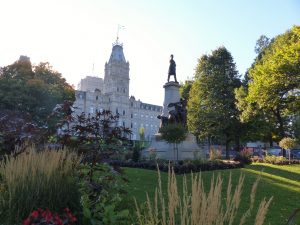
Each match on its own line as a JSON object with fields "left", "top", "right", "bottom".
{"left": 123, "top": 163, "right": 300, "bottom": 225}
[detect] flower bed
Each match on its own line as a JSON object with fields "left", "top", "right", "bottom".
{"left": 109, "top": 159, "right": 244, "bottom": 174}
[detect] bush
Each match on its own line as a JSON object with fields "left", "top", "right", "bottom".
{"left": 109, "top": 159, "right": 243, "bottom": 174}
{"left": 0, "top": 146, "right": 81, "bottom": 224}
{"left": 132, "top": 146, "right": 141, "bottom": 162}
{"left": 264, "top": 155, "right": 286, "bottom": 164}
{"left": 78, "top": 163, "right": 130, "bottom": 225}
{"left": 234, "top": 149, "right": 252, "bottom": 164}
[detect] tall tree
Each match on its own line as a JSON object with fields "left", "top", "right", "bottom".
{"left": 187, "top": 47, "right": 241, "bottom": 158}
{"left": 0, "top": 57, "right": 75, "bottom": 126}
{"left": 179, "top": 80, "right": 193, "bottom": 100}
{"left": 244, "top": 26, "right": 300, "bottom": 140}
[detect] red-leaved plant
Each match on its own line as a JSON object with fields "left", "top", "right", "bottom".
{"left": 22, "top": 208, "right": 77, "bottom": 225}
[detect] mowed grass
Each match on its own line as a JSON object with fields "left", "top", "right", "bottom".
{"left": 123, "top": 163, "right": 300, "bottom": 225}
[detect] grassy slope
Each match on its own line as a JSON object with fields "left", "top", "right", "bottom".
{"left": 123, "top": 163, "right": 300, "bottom": 225}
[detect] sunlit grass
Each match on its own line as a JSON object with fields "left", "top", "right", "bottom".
{"left": 124, "top": 163, "right": 300, "bottom": 225}
{"left": 242, "top": 168, "right": 300, "bottom": 192}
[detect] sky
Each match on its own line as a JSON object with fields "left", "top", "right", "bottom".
{"left": 0, "top": 0, "right": 299, "bottom": 105}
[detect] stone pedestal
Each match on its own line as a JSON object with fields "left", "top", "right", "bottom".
{"left": 144, "top": 133, "right": 205, "bottom": 160}
{"left": 162, "top": 82, "right": 181, "bottom": 116}
{"left": 144, "top": 81, "right": 205, "bottom": 160}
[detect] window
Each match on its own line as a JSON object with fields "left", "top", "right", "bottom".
{"left": 123, "top": 121, "right": 125, "bottom": 127}
{"left": 131, "top": 123, "right": 133, "bottom": 128}
{"left": 123, "top": 110, "right": 125, "bottom": 115}
{"left": 96, "top": 96, "right": 98, "bottom": 100}
{"left": 123, "top": 88, "right": 125, "bottom": 93}
{"left": 131, "top": 113, "right": 133, "bottom": 118}
{"left": 131, "top": 102, "right": 133, "bottom": 107}
{"left": 117, "top": 87, "right": 119, "bottom": 92}
{"left": 116, "top": 108, "right": 118, "bottom": 114}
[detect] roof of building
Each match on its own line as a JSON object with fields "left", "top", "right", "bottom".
{"left": 109, "top": 43, "right": 126, "bottom": 63}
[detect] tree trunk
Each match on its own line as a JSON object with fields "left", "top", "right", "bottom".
{"left": 225, "top": 134, "right": 230, "bottom": 159}
{"left": 269, "top": 133, "right": 273, "bottom": 147}
{"left": 235, "top": 135, "right": 240, "bottom": 151}
{"left": 274, "top": 108, "right": 285, "bottom": 139}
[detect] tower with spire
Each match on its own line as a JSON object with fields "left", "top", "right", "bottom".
{"left": 75, "top": 39, "right": 162, "bottom": 140}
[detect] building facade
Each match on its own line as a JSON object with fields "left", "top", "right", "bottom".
{"left": 74, "top": 41, "right": 162, "bottom": 140}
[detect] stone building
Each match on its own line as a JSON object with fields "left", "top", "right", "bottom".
{"left": 74, "top": 41, "right": 162, "bottom": 140}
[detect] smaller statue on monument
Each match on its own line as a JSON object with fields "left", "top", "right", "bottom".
{"left": 168, "top": 54, "right": 178, "bottom": 83}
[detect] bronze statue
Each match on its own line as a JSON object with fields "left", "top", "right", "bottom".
{"left": 168, "top": 54, "right": 177, "bottom": 83}
{"left": 157, "top": 98, "right": 187, "bottom": 128}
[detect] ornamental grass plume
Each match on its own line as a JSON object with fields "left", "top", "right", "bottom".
{"left": 0, "top": 146, "right": 81, "bottom": 225}
{"left": 135, "top": 165, "right": 273, "bottom": 225}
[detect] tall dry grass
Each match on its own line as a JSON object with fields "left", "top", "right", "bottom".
{"left": 135, "top": 166, "right": 273, "bottom": 225}
{"left": 0, "top": 146, "right": 81, "bottom": 224}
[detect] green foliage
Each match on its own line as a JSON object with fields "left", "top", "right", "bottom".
{"left": 132, "top": 145, "right": 141, "bottom": 162}
{"left": 53, "top": 107, "right": 132, "bottom": 160}
{"left": 264, "top": 155, "right": 286, "bottom": 164}
{"left": 78, "top": 163, "right": 130, "bottom": 225}
{"left": 187, "top": 47, "right": 241, "bottom": 157}
{"left": 235, "top": 86, "right": 274, "bottom": 143}
{"left": 0, "top": 58, "right": 75, "bottom": 126}
{"left": 139, "top": 127, "right": 145, "bottom": 141}
{"left": 254, "top": 35, "right": 270, "bottom": 55}
{"left": 279, "top": 137, "right": 297, "bottom": 150}
{"left": 160, "top": 123, "right": 187, "bottom": 144}
{"left": 0, "top": 147, "right": 81, "bottom": 224}
{"left": 179, "top": 80, "right": 193, "bottom": 100}
{"left": 245, "top": 26, "right": 300, "bottom": 139}
{"left": 234, "top": 149, "right": 252, "bottom": 164}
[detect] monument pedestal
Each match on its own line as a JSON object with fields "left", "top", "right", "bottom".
{"left": 162, "top": 81, "right": 181, "bottom": 117}
{"left": 144, "top": 81, "right": 205, "bottom": 160}
{"left": 144, "top": 133, "right": 205, "bottom": 160}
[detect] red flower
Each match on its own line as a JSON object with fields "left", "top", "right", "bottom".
{"left": 31, "top": 210, "right": 39, "bottom": 219}
{"left": 22, "top": 218, "right": 31, "bottom": 225}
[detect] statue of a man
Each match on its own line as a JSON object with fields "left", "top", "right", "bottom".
{"left": 168, "top": 54, "right": 177, "bottom": 82}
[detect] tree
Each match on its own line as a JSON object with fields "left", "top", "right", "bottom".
{"left": 279, "top": 137, "right": 297, "bottom": 161}
{"left": 160, "top": 123, "right": 187, "bottom": 161}
{"left": 0, "top": 57, "right": 75, "bottom": 152}
{"left": 254, "top": 35, "right": 270, "bottom": 55}
{"left": 243, "top": 26, "right": 300, "bottom": 140}
{"left": 179, "top": 80, "right": 193, "bottom": 100}
{"left": 0, "top": 57, "right": 75, "bottom": 126}
{"left": 187, "top": 47, "right": 241, "bottom": 158}
{"left": 235, "top": 85, "right": 276, "bottom": 146}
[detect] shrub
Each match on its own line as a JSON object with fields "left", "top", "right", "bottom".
{"left": 132, "top": 146, "right": 141, "bottom": 162}
{"left": 78, "top": 163, "right": 130, "bottom": 225}
{"left": 234, "top": 148, "right": 252, "bottom": 164}
{"left": 22, "top": 208, "right": 77, "bottom": 225}
{"left": 135, "top": 166, "right": 273, "bottom": 225}
{"left": 109, "top": 159, "right": 243, "bottom": 174}
{"left": 264, "top": 155, "right": 287, "bottom": 164}
{"left": 0, "top": 146, "right": 81, "bottom": 224}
